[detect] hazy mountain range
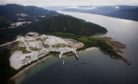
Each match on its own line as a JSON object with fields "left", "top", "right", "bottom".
{"left": 59, "top": 5, "right": 138, "bottom": 21}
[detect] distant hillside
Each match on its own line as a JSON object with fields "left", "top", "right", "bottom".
{"left": 63, "top": 5, "right": 138, "bottom": 21}
{"left": 25, "top": 14, "right": 107, "bottom": 35}
{"left": 0, "top": 4, "right": 57, "bottom": 18}
{"left": 0, "top": 4, "right": 107, "bottom": 44}
{"left": 0, "top": 14, "right": 107, "bottom": 44}
{"left": 0, "top": 4, "right": 58, "bottom": 29}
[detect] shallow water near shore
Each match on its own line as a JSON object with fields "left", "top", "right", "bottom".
{"left": 21, "top": 12, "right": 138, "bottom": 84}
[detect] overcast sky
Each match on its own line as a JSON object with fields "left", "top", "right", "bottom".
{"left": 0, "top": 0, "right": 138, "bottom": 7}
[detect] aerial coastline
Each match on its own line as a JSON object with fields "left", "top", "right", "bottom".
{"left": 0, "top": 31, "right": 129, "bottom": 84}
{"left": 0, "top": 4, "right": 132, "bottom": 84}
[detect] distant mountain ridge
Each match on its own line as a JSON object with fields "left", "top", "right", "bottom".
{"left": 0, "top": 4, "right": 58, "bottom": 30}
{"left": 63, "top": 5, "right": 138, "bottom": 21}
{"left": 0, "top": 4, "right": 57, "bottom": 18}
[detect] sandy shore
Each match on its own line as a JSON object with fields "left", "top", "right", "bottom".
{"left": 9, "top": 55, "right": 51, "bottom": 84}
{"left": 9, "top": 47, "right": 98, "bottom": 84}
